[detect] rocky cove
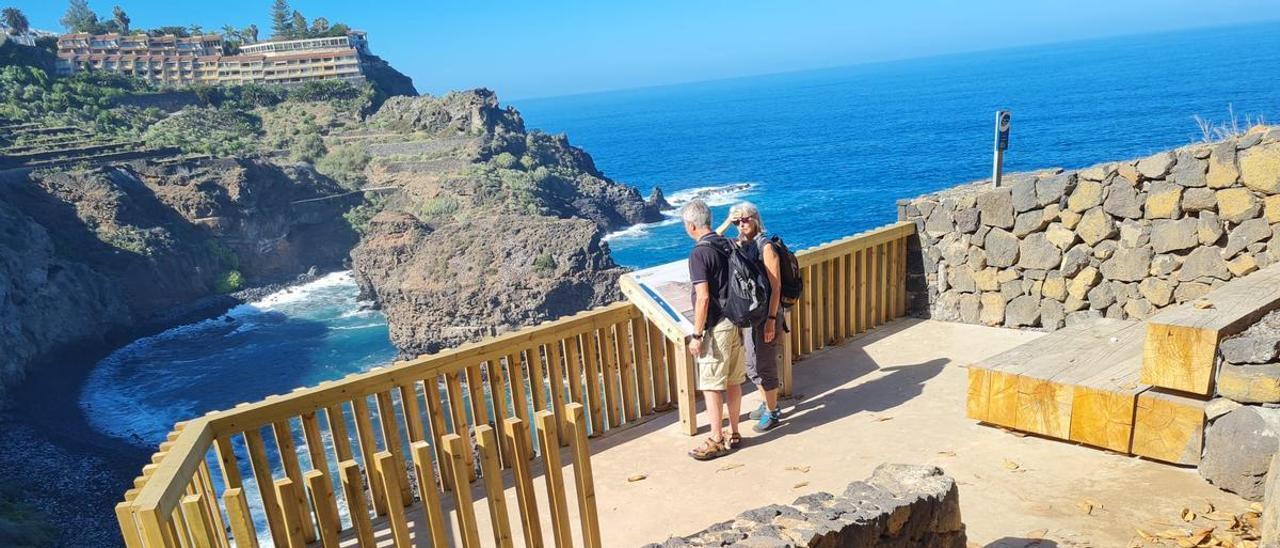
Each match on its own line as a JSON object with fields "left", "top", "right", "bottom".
{"left": 0, "top": 88, "right": 672, "bottom": 544}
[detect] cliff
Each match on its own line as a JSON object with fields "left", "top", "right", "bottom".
{"left": 900, "top": 125, "right": 1280, "bottom": 329}
{"left": 0, "top": 158, "right": 359, "bottom": 401}
{"left": 351, "top": 89, "right": 665, "bottom": 354}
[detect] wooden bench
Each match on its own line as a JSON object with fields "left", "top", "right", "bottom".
{"left": 1142, "top": 262, "right": 1280, "bottom": 395}
{"left": 968, "top": 319, "right": 1148, "bottom": 450}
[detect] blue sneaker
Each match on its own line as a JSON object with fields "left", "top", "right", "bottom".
{"left": 753, "top": 409, "right": 780, "bottom": 433}
{"left": 749, "top": 403, "right": 783, "bottom": 421}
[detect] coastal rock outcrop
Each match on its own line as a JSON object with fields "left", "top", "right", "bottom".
{"left": 902, "top": 126, "right": 1280, "bottom": 328}
{"left": 0, "top": 158, "right": 358, "bottom": 401}
{"left": 350, "top": 90, "right": 663, "bottom": 355}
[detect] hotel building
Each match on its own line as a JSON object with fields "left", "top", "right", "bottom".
{"left": 55, "top": 31, "right": 368, "bottom": 87}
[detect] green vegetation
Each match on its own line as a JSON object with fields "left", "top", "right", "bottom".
{"left": 414, "top": 195, "right": 460, "bottom": 222}
{"left": 270, "top": 0, "right": 353, "bottom": 40}
{"left": 533, "top": 253, "right": 557, "bottom": 276}
{"left": 143, "top": 108, "right": 261, "bottom": 156}
{"left": 0, "top": 66, "right": 163, "bottom": 137}
{"left": 215, "top": 270, "right": 244, "bottom": 293}
{"left": 342, "top": 193, "right": 387, "bottom": 234}
{"left": 316, "top": 144, "right": 371, "bottom": 189}
{"left": 205, "top": 240, "right": 240, "bottom": 270}
{"left": 493, "top": 151, "right": 519, "bottom": 169}
{"left": 3, "top": 7, "right": 30, "bottom": 35}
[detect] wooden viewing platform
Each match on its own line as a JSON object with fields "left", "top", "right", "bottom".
{"left": 115, "top": 222, "right": 918, "bottom": 547}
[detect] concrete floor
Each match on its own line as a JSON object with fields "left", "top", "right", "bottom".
{"left": 349, "top": 318, "right": 1248, "bottom": 548}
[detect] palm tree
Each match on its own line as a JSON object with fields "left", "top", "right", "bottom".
{"left": 111, "top": 5, "right": 129, "bottom": 34}
{"left": 221, "top": 24, "right": 241, "bottom": 43}
{"left": 2, "top": 7, "right": 30, "bottom": 35}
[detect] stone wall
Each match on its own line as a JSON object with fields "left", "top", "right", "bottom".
{"left": 1201, "top": 309, "right": 1280, "bottom": 501}
{"left": 900, "top": 125, "right": 1280, "bottom": 329}
{"left": 645, "top": 464, "right": 965, "bottom": 548}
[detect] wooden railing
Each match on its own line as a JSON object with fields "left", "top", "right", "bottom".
{"left": 118, "top": 301, "right": 674, "bottom": 547}
{"left": 116, "top": 221, "right": 915, "bottom": 547}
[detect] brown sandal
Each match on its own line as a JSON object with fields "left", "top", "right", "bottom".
{"left": 728, "top": 432, "right": 742, "bottom": 449}
{"left": 689, "top": 437, "right": 729, "bottom": 461}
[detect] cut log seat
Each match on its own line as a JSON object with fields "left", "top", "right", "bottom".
{"left": 968, "top": 318, "right": 1147, "bottom": 446}
{"left": 1130, "top": 388, "right": 1207, "bottom": 466}
{"left": 1142, "top": 263, "right": 1280, "bottom": 395}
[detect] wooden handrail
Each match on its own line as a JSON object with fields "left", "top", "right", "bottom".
{"left": 207, "top": 301, "right": 638, "bottom": 434}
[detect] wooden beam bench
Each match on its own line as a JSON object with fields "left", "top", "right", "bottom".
{"left": 1142, "top": 262, "right": 1280, "bottom": 395}
{"left": 968, "top": 318, "right": 1149, "bottom": 450}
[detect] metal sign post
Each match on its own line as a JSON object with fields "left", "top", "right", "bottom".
{"left": 992, "top": 110, "right": 1011, "bottom": 188}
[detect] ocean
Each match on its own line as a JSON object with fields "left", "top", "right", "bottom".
{"left": 81, "top": 22, "right": 1280, "bottom": 448}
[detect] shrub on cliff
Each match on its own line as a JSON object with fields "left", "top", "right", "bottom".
{"left": 316, "top": 144, "right": 371, "bottom": 189}
{"left": 214, "top": 270, "right": 244, "bottom": 293}
{"left": 343, "top": 194, "right": 387, "bottom": 234}
{"left": 143, "top": 107, "right": 260, "bottom": 156}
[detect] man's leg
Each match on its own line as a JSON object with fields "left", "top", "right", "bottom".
{"left": 726, "top": 383, "right": 742, "bottom": 435}
{"left": 704, "top": 389, "right": 724, "bottom": 441}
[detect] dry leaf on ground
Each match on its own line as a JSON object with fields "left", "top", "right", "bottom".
{"left": 716, "top": 463, "right": 743, "bottom": 472}
{"left": 785, "top": 465, "right": 811, "bottom": 473}
{"left": 627, "top": 474, "right": 647, "bottom": 482}
{"left": 937, "top": 450, "right": 957, "bottom": 457}
{"left": 793, "top": 481, "right": 809, "bottom": 489}
{"left": 1077, "top": 501, "right": 1095, "bottom": 516}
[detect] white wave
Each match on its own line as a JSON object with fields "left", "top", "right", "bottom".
{"left": 603, "top": 216, "right": 681, "bottom": 242}
{"left": 252, "top": 271, "right": 359, "bottom": 311}
{"left": 604, "top": 182, "right": 757, "bottom": 242}
{"left": 665, "top": 182, "right": 756, "bottom": 208}
{"left": 79, "top": 270, "right": 377, "bottom": 445}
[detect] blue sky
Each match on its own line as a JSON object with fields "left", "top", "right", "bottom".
{"left": 13, "top": 0, "right": 1280, "bottom": 99}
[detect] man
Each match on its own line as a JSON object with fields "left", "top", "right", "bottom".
{"left": 682, "top": 199, "right": 745, "bottom": 460}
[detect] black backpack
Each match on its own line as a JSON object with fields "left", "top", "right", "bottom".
{"left": 698, "top": 240, "right": 770, "bottom": 328}
{"left": 768, "top": 235, "right": 803, "bottom": 306}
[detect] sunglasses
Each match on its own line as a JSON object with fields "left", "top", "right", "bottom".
{"left": 733, "top": 218, "right": 753, "bottom": 225}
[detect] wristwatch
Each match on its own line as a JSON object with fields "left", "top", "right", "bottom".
{"left": 691, "top": 333, "right": 705, "bottom": 340}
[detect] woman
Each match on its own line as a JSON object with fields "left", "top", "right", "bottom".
{"left": 717, "top": 201, "right": 784, "bottom": 432}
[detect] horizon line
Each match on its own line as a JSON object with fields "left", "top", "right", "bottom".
{"left": 501, "top": 18, "right": 1280, "bottom": 104}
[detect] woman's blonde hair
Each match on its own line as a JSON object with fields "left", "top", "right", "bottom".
{"left": 730, "top": 201, "right": 766, "bottom": 234}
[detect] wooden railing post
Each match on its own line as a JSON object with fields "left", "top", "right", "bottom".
{"left": 273, "top": 478, "right": 305, "bottom": 548}
{"left": 179, "top": 493, "right": 213, "bottom": 548}
{"left": 674, "top": 342, "right": 698, "bottom": 436}
{"left": 477, "top": 425, "right": 515, "bottom": 547}
{"left": 535, "top": 410, "right": 573, "bottom": 548}
{"left": 338, "top": 460, "right": 375, "bottom": 547}
{"left": 222, "top": 488, "right": 258, "bottom": 548}
{"left": 304, "top": 469, "right": 341, "bottom": 548}
{"left": 565, "top": 404, "right": 601, "bottom": 548}
{"left": 410, "top": 441, "right": 450, "bottom": 546}
{"left": 502, "top": 417, "right": 543, "bottom": 547}
{"left": 374, "top": 451, "right": 411, "bottom": 547}
{"left": 444, "top": 434, "right": 482, "bottom": 547}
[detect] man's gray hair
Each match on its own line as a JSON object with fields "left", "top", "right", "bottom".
{"left": 681, "top": 199, "right": 712, "bottom": 229}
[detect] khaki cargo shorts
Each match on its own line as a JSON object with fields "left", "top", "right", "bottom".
{"left": 696, "top": 319, "right": 746, "bottom": 391}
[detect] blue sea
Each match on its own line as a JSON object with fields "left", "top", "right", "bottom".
{"left": 82, "top": 22, "right": 1280, "bottom": 446}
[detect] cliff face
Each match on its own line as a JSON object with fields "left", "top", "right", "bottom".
{"left": 0, "top": 158, "right": 359, "bottom": 401}
{"left": 352, "top": 89, "right": 663, "bottom": 354}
